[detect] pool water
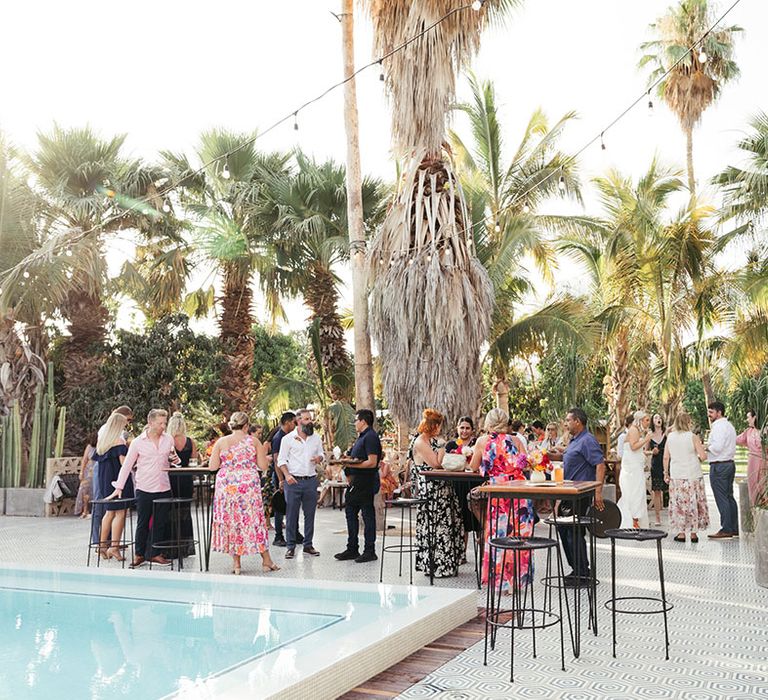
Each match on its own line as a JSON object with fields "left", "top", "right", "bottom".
{"left": 0, "top": 566, "right": 475, "bottom": 699}
{"left": 0, "top": 585, "right": 340, "bottom": 699}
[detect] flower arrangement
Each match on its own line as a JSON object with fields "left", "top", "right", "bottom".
{"left": 515, "top": 450, "right": 553, "bottom": 473}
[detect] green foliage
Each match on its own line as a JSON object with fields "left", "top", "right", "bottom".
{"left": 56, "top": 315, "right": 225, "bottom": 446}
{"left": 682, "top": 379, "right": 709, "bottom": 431}
{"left": 729, "top": 366, "right": 768, "bottom": 432}
{"left": 251, "top": 324, "right": 307, "bottom": 389}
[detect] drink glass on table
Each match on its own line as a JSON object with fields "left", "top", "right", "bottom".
{"left": 553, "top": 466, "right": 564, "bottom": 482}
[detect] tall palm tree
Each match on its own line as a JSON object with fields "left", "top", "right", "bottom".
{"left": 163, "top": 130, "right": 290, "bottom": 413}
{"left": 263, "top": 153, "right": 387, "bottom": 400}
{"left": 362, "top": 0, "right": 520, "bottom": 426}
{"left": 639, "top": 0, "right": 741, "bottom": 197}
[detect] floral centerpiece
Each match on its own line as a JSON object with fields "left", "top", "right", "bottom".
{"left": 515, "top": 450, "right": 553, "bottom": 482}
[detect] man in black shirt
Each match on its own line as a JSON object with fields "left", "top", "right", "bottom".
{"left": 335, "top": 409, "right": 382, "bottom": 563}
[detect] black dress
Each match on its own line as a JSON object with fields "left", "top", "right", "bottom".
{"left": 650, "top": 435, "right": 668, "bottom": 492}
{"left": 170, "top": 437, "right": 196, "bottom": 556}
{"left": 95, "top": 444, "right": 133, "bottom": 511}
{"left": 444, "top": 439, "right": 481, "bottom": 533}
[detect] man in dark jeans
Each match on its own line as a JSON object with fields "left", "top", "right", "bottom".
{"left": 335, "top": 409, "right": 382, "bottom": 563}
{"left": 269, "top": 412, "right": 303, "bottom": 547}
{"left": 556, "top": 407, "right": 605, "bottom": 586}
{"left": 706, "top": 400, "right": 738, "bottom": 539}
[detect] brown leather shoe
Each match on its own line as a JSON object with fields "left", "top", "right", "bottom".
{"left": 708, "top": 531, "right": 733, "bottom": 539}
{"left": 129, "top": 556, "right": 145, "bottom": 568}
{"left": 303, "top": 546, "right": 321, "bottom": 557}
{"left": 150, "top": 555, "right": 171, "bottom": 565}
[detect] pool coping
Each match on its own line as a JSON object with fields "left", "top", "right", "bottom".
{"left": 0, "top": 564, "right": 478, "bottom": 700}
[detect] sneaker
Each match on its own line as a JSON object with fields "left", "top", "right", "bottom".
{"left": 285, "top": 549, "right": 295, "bottom": 559}
{"left": 272, "top": 536, "right": 287, "bottom": 547}
{"left": 303, "top": 546, "right": 321, "bottom": 557}
{"left": 334, "top": 549, "right": 360, "bottom": 561}
{"left": 708, "top": 530, "right": 733, "bottom": 539}
{"left": 355, "top": 551, "right": 378, "bottom": 563}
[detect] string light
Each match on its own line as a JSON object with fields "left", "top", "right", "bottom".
{"left": 162, "top": 202, "right": 171, "bottom": 213}
{"left": 698, "top": 47, "right": 708, "bottom": 63}
{"left": 522, "top": 201, "right": 531, "bottom": 214}
{"left": 293, "top": 112, "right": 299, "bottom": 131}
{"left": 378, "top": 60, "right": 385, "bottom": 81}
{"left": 221, "top": 162, "right": 231, "bottom": 180}
{"left": 471, "top": 0, "right": 484, "bottom": 10}
{"left": 65, "top": 248, "right": 73, "bottom": 257}
{"left": 647, "top": 90, "right": 654, "bottom": 114}
{"left": 494, "top": 222, "right": 501, "bottom": 233}
{"left": 558, "top": 175, "right": 567, "bottom": 193}
{"left": 600, "top": 132, "right": 606, "bottom": 151}
{"left": 23, "top": 271, "right": 30, "bottom": 279}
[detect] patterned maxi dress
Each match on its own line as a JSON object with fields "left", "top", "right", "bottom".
{"left": 411, "top": 437, "right": 464, "bottom": 578}
{"left": 212, "top": 436, "right": 269, "bottom": 556}
{"left": 481, "top": 433, "right": 534, "bottom": 592}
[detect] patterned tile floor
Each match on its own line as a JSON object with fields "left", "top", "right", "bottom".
{"left": 1, "top": 494, "right": 767, "bottom": 700}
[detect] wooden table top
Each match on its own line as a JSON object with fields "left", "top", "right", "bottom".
{"left": 477, "top": 480, "right": 602, "bottom": 497}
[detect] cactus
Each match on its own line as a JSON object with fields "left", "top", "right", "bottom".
{"left": 27, "top": 385, "right": 42, "bottom": 487}
{"left": 54, "top": 406, "right": 66, "bottom": 458}
{"left": 11, "top": 403, "right": 21, "bottom": 487}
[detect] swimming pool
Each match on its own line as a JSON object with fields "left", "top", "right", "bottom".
{"left": 0, "top": 566, "right": 476, "bottom": 699}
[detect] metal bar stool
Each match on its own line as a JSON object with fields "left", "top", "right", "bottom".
{"left": 379, "top": 497, "right": 425, "bottom": 585}
{"left": 86, "top": 497, "right": 136, "bottom": 569}
{"left": 604, "top": 527, "right": 673, "bottom": 660}
{"left": 484, "top": 535, "right": 567, "bottom": 682}
{"left": 151, "top": 497, "right": 201, "bottom": 571}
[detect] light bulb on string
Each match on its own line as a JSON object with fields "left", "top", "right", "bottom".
{"left": 378, "top": 60, "right": 385, "bottom": 81}
{"left": 494, "top": 222, "right": 501, "bottom": 233}
{"left": 23, "top": 271, "right": 30, "bottom": 279}
{"left": 471, "top": 0, "right": 484, "bottom": 10}
{"left": 162, "top": 202, "right": 171, "bottom": 213}
{"left": 698, "top": 47, "right": 707, "bottom": 63}
{"left": 221, "top": 162, "right": 231, "bottom": 180}
{"left": 558, "top": 174, "right": 566, "bottom": 193}
{"left": 65, "top": 248, "right": 73, "bottom": 257}
{"left": 293, "top": 112, "right": 299, "bottom": 131}
{"left": 600, "top": 132, "right": 606, "bottom": 151}
{"left": 522, "top": 201, "right": 531, "bottom": 214}
{"left": 647, "top": 90, "right": 654, "bottom": 115}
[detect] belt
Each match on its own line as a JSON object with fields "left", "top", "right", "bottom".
{"left": 710, "top": 460, "right": 734, "bottom": 465}
{"left": 290, "top": 475, "right": 316, "bottom": 480}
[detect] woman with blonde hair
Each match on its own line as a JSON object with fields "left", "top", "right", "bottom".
{"left": 411, "top": 408, "right": 464, "bottom": 578}
{"left": 168, "top": 412, "right": 197, "bottom": 556}
{"left": 94, "top": 412, "right": 134, "bottom": 560}
{"left": 617, "top": 410, "right": 652, "bottom": 528}
{"left": 469, "top": 408, "right": 533, "bottom": 592}
{"left": 211, "top": 411, "right": 279, "bottom": 575}
{"left": 664, "top": 411, "right": 709, "bottom": 542}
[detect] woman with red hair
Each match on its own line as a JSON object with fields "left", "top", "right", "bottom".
{"left": 410, "top": 408, "right": 464, "bottom": 578}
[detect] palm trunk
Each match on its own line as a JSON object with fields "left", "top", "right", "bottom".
{"left": 685, "top": 125, "right": 696, "bottom": 199}
{"left": 61, "top": 286, "right": 109, "bottom": 453}
{"left": 608, "top": 330, "right": 632, "bottom": 435}
{"left": 702, "top": 370, "right": 716, "bottom": 406}
{"left": 218, "top": 263, "right": 254, "bottom": 413}
{"left": 341, "top": 0, "right": 375, "bottom": 412}
{"left": 303, "top": 262, "right": 352, "bottom": 400}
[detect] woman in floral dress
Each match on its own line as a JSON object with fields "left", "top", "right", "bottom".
{"left": 737, "top": 409, "right": 766, "bottom": 506}
{"left": 210, "top": 412, "right": 280, "bottom": 575}
{"left": 411, "top": 408, "right": 464, "bottom": 578}
{"left": 470, "top": 408, "right": 533, "bottom": 592}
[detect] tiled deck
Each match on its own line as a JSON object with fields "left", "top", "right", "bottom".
{"left": 2, "top": 495, "right": 767, "bottom": 699}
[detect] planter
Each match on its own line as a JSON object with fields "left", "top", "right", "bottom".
{"left": 756, "top": 509, "right": 768, "bottom": 589}
{"left": 738, "top": 479, "right": 753, "bottom": 534}
{"left": 4, "top": 487, "right": 46, "bottom": 517}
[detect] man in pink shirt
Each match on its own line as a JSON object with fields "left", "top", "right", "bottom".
{"left": 111, "top": 408, "right": 179, "bottom": 567}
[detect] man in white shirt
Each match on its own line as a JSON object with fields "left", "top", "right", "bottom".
{"left": 706, "top": 400, "right": 738, "bottom": 539}
{"left": 277, "top": 408, "right": 325, "bottom": 559}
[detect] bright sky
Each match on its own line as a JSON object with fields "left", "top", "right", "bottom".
{"left": 2, "top": 0, "right": 764, "bottom": 335}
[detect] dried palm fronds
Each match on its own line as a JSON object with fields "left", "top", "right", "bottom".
{"left": 361, "top": 0, "right": 515, "bottom": 156}
{"left": 369, "top": 150, "right": 493, "bottom": 425}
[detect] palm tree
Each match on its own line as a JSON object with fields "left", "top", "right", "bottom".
{"left": 163, "top": 130, "right": 290, "bottom": 413}
{"left": 263, "top": 153, "right": 387, "bottom": 400}
{"left": 639, "top": 0, "right": 741, "bottom": 197}
{"left": 448, "top": 73, "right": 590, "bottom": 408}
{"left": 362, "top": 0, "right": 520, "bottom": 426}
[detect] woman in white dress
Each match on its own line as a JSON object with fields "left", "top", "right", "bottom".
{"left": 618, "top": 410, "right": 652, "bottom": 528}
{"left": 663, "top": 411, "right": 709, "bottom": 543}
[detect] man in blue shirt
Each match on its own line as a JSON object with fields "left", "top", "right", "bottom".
{"left": 269, "top": 412, "right": 302, "bottom": 547}
{"left": 335, "top": 409, "right": 382, "bottom": 563}
{"left": 558, "top": 407, "right": 605, "bottom": 586}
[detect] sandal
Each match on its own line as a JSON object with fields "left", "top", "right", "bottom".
{"left": 107, "top": 547, "right": 125, "bottom": 561}
{"left": 262, "top": 563, "right": 281, "bottom": 573}
{"left": 673, "top": 534, "right": 686, "bottom": 542}
{"left": 690, "top": 534, "right": 699, "bottom": 543}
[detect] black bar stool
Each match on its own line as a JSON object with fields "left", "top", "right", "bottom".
{"left": 604, "top": 528, "right": 673, "bottom": 660}
{"left": 484, "top": 536, "right": 566, "bottom": 682}
{"left": 151, "top": 497, "right": 201, "bottom": 571}
{"left": 86, "top": 497, "right": 136, "bottom": 569}
{"left": 379, "top": 497, "right": 425, "bottom": 585}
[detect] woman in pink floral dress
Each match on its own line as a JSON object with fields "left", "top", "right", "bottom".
{"left": 736, "top": 410, "right": 766, "bottom": 506}
{"left": 210, "top": 412, "right": 279, "bottom": 575}
{"left": 469, "top": 408, "right": 533, "bottom": 593}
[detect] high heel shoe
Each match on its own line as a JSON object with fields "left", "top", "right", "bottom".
{"left": 232, "top": 567, "right": 241, "bottom": 575}
{"left": 262, "top": 562, "right": 280, "bottom": 573}
{"left": 99, "top": 548, "right": 112, "bottom": 560}
{"left": 107, "top": 547, "right": 125, "bottom": 561}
